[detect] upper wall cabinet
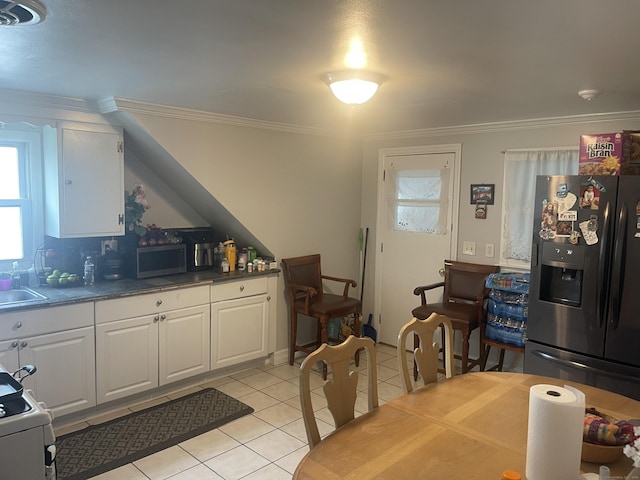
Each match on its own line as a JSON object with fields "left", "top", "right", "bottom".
{"left": 43, "top": 122, "right": 125, "bottom": 238}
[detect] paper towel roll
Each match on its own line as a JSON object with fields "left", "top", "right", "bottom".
{"left": 526, "top": 384, "right": 585, "bottom": 480}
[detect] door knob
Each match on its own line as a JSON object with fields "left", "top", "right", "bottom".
{"left": 438, "top": 267, "right": 445, "bottom": 277}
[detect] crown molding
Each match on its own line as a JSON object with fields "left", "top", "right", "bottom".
{"left": 364, "top": 110, "right": 640, "bottom": 141}
{"left": 99, "top": 97, "right": 352, "bottom": 139}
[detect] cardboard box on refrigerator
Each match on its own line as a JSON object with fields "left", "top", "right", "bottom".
{"left": 579, "top": 131, "right": 640, "bottom": 175}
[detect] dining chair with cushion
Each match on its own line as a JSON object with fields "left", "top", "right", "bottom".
{"left": 397, "top": 312, "right": 455, "bottom": 393}
{"left": 299, "top": 334, "right": 378, "bottom": 449}
{"left": 411, "top": 260, "right": 499, "bottom": 376}
{"left": 282, "top": 254, "right": 362, "bottom": 378}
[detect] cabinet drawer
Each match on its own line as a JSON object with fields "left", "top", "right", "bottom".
{"left": 211, "top": 278, "right": 268, "bottom": 302}
{"left": 96, "top": 285, "right": 210, "bottom": 324}
{"left": 0, "top": 303, "right": 94, "bottom": 340}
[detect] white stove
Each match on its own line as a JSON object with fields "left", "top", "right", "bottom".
{"left": 0, "top": 364, "right": 56, "bottom": 479}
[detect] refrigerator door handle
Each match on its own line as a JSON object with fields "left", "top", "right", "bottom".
{"left": 608, "top": 202, "right": 627, "bottom": 330}
{"left": 596, "top": 201, "right": 612, "bottom": 328}
{"left": 531, "top": 349, "right": 637, "bottom": 382}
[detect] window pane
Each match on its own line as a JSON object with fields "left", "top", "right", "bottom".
{"left": 397, "top": 176, "right": 441, "bottom": 200}
{"left": 397, "top": 205, "right": 441, "bottom": 232}
{"left": 0, "top": 146, "right": 20, "bottom": 199}
{"left": 0, "top": 207, "right": 24, "bottom": 260}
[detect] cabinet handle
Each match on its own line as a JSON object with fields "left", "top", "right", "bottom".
{"left": 240, "top": 285, "right": 245, "bottom": 292}
{"left": 64, "top": 179, "right": 72, "bottom": 185}
{"left": 156, "top": 300, "right": 163, "bottom": 307}
{"left": 153, "top": 315, "right": 159, "bottom": 322}
{"left": 160, "top": 314, "right": 166, "bottom": 321}
{"left": 267, "top": 295, "right": 271, "bottom": 301}
{"left": 15, "top": 321, "right": 22, "bottom": 329}
{"left": 11, "top": 341, "right": 18, "bottom": 348}
{"left": 21, "top": 341, "right": 27, "bottom": 348}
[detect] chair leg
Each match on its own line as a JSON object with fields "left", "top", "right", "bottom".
{"left": 480, "top": 345, "right": 490, "bottom": 372}
{"left": 497, "top": 348, "right": 506, "bottom": 372}
{"left": 354, "top": 312, "right": 361, "bottom": 367}
{"left": 320, "top": 315, "right": 329, "bottom": 380}
{"left": 289, "top": 312, "right": 298, "bottom": 365}
{"left": 461, "top": 331, "right": 471, "bottom": 374}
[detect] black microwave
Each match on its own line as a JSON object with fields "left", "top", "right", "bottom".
{"left": 128, "top": 244, "right": 187, "bottom": 279}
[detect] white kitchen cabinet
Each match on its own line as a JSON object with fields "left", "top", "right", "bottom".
{"left": 43, "top": 122, "right": 125, "bottom": 238}
{"left": 210, "top": 275, "right": 277, "bottom": 369}
{"left": 0, "top": 303, "right": 96, "bottom": 417}
{"left": 95, "top": 285, "right": 210, "bottom": 404}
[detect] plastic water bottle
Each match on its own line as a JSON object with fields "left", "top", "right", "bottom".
{"left": 84, "top": 256, "right": 95, "bottom": 286}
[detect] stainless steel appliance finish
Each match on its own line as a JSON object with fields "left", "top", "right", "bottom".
{"left": 129, "top": 244, "right": 187, "bottom": 279}
{"left": 178, "top": 228, "right": 218, "bottom": 272}
{"left": 525, "top": 175, "right": 640, "bottom": 400}
{"left": 0, "top": 364, "right": 56, "bottom": 479}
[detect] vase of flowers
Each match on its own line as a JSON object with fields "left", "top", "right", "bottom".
{"left": 125, "top": 184, "right": 150, "bottom": 236}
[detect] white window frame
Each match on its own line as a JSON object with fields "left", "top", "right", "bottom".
{"left": 499, "top": 147, "right": 578, "bottom": 271}
{"left": 0, "top": 126, "right": 44, "bottom": 272}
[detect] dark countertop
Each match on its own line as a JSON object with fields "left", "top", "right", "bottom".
{"left": 0, "top": 269, "right": 280, "bottom": 314}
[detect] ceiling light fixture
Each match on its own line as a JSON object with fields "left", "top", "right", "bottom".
{"left": 325, "top": 70, "right": 385, "bottom": 105}
{"left": 578, "top": 89, "right": 604, "bottom": 101}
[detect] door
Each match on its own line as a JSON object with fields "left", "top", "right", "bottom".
{"left": 376, "top": 145, "right": 459, "bottom": 346}
{"left": 20, "top": 327, "right": 96, "bottom": 417}
{"left": 160, "top": 304, "right": 210, "bottom": 385}
{"left": 527, "top": 175, "right": 618, "bottom": 356}
{"left": 605, "top": 175, "right": 640, "bottom": 366}
{"left": 96, "top": 315, "right": 158, "bottom": 403}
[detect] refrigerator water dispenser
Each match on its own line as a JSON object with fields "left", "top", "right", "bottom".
{"left": 539, "top": 242, "right": 585, "bottom": 307}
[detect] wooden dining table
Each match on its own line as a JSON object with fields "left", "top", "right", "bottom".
{"left": 293, "top": 372, "right": 640, "bottom": 479}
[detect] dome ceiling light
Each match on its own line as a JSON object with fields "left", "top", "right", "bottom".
{"left": 325, "top": 70, "right": 385, "bottom": 105}
{"left": 0, "top": 0, "right": 47, "bottom": 25}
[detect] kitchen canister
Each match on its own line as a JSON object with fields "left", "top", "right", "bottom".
{"left": 526, "top": 384, "right": 585, "bottom": 480}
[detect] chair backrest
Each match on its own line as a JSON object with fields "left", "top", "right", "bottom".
{"left": 281, "top": 254, "right": 323, "bottom": 297}
{"left": 299, "top": 335, "right": 378, "bottom": 448}
{"left": 443, "top": 260, "right": 499, "bottom": 305}
{"left": 397, "top": 313, "right": 455, "bottom": 393}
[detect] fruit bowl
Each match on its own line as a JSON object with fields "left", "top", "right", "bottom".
{"left": 45, "top": 271, "right": 81, "bottom": 288}
{"left": 581, "top": 441, "right": 624, "bottom": 464}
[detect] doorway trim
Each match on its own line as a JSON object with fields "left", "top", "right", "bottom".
{"left": 374, "top": 144, "right": 461, "bottom": 338}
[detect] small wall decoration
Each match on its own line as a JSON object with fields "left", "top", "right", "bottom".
{"left": 475, "top": 200, "right": 487, "bottom": 219}
{"left": 470, "top": 184, "right": 495, "bottom": 205}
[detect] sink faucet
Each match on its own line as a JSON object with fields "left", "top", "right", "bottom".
{"left": 11, "top": 262, "right": 21, "bottom": 289}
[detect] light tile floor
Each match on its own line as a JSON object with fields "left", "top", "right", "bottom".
{"left": 55, "top": 343, "right": 411, "bottom": 480}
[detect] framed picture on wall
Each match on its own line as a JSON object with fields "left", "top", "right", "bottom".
{"left": 470, "top": 184, "right": 495, "bottom": 205}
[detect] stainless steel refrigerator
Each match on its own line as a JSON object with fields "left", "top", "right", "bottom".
{"left": 525, "top": 174, "right": 640, "bottom": 401}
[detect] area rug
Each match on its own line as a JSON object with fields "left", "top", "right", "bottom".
{"left": 55, "top": 388, "right": 254, "bottom": 480}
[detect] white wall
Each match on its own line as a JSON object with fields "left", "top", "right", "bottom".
{"left": 361, "top": 113, "right": 640, "bottom": 370}
{"left": 126, "top": 111, "right": 364, "bottom": 353}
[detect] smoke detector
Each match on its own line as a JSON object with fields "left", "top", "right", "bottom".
{"left": 578, "top": 89, "right": 604, "bottom": 101}
{"left": 0, "top": 0, "right": 46, "bottom": 26}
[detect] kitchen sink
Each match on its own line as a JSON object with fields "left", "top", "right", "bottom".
{"left": 0, "top": 288, "right": 47, "bottom": 306}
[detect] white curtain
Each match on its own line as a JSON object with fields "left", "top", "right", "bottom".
{"left": 502, "top": 148, "right": 578, "bottom": 263}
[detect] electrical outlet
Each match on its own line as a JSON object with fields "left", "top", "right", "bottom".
{"left": 485, "top": 243, "right": 495, "bottom": 258}
{"left": 462, "top": 241, "right": 476, "bottom": 256}
{"left": 101, "top": 240, "right": 118, "bottom": 255}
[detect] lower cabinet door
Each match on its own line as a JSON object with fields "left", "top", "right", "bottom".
{"left": 160, "top": 305, "right": 210, "bottom": 386}
{"left": 211, "top": 294, "right": 269, "bottom": 369}
{"left": 96, "top": 315, "right": 159, "bottom": 404}
{"left": 19, "top": 327, "right": 96, "bottom": 417}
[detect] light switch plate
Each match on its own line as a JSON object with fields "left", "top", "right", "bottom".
{"left": 485, "top": 243, "right": 495, "bottom": 258}
{"left": 463, "top": 241, "right": 476, "bottom": 256}
{"left": 101, "top": 239, "right": 118, "bottom": 255}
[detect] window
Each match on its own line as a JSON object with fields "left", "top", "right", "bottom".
{"left": 500, "top": 148, "right": 578, "bottom": 269}
{"left": 0, "top": 126, "right": 43, "bottom": 270}
{"left": 386, "top": 167, "right": 450, "bottom": 234}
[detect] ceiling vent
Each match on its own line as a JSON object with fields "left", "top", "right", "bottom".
{"left": 0, "top": 0, "right": 46, "bottom": 26}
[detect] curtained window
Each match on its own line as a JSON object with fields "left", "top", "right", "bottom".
{"left": 500, "top": 148, "right": 578, "bottom": 269}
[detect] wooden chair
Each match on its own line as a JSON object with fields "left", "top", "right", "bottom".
{"left": 411, "top": 260, "right": 499, "bottom": 375}
{"left": 397, "top": 313, "right": 455, "bottom": 393}
{"left": 282, "top": 254, "right": 362, "bottom": 378}
{"left": 299, "top": 335, "right": 378, "bottom": 449}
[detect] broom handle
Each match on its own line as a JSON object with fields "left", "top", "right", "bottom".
{"left": 360, "top": 227, "right": 369, "bottom": 304}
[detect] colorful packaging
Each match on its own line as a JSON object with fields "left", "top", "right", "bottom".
{"left": 579, "top": 131, "right": 640, "bottom": 175}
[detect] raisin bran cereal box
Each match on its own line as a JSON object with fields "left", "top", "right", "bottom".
{"left": 579, "top": 131, "right": 640, "bottom": 175}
